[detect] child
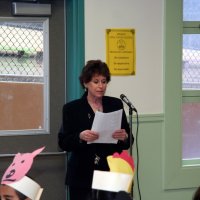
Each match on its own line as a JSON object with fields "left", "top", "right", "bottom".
{"left": 91, "top": 150, "right": 134, "bottom": 200}
{"left": 0, "top": 176, "right": 42, "bottom": 200}
{"left": 0, "top": 147, "right": 44, "bottom": 200}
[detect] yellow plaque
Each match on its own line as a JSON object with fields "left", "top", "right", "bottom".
{"left": 106, "top": 29, "right": 136, "bottom": 75}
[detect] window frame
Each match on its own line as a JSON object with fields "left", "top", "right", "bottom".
{"left": 164, "top": 0, "right": 200, "bottom": 189}
{"left": 0, "top": 17, "right": 50, "bottom": 136}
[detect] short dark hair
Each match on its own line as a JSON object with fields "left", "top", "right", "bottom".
{"left": 1, "top": 185, "right": 28, "bottom": 200}
{"left": 79, "top": 60, "right": 111, "bottom": 88}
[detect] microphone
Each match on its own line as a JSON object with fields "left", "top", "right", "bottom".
{"left": 120, "top": 94, "right": 137, "bottom": 112}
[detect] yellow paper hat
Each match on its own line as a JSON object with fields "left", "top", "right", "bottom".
{"left": 92, "top": 150, "right": 134, "bottom": 193}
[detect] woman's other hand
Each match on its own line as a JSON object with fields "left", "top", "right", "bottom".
{"left": 80, "top": 130, "right": 99, "bottom": 142}
{"left": 112, "top": 129, "right": 128, "bottom": 141}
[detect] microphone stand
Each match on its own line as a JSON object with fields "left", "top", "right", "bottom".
{"left": 120, "top": 94, "right": 137, "bottom": 199}
{"left": 129, "top": 107, "right": 133, "bottom": 157}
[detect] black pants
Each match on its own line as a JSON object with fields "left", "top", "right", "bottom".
{"left": 69, "top": 186, "right": 116, "bottom": 200}
{"left": 69, "top": 186, "right": 92, "bottom": 200}
{"left": 92, "top": 190, "right": 116, "bottom": 200}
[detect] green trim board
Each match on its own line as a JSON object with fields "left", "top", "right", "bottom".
{"left": 183, "top": 21, "right": 200, "bottom": 33}
{"left": 133, "top": 113, "right": 164, "bottom": 123}
{"left": 183, "top": 159, "right": 200, "bottom": 167}
{"left": 183, "top": 90, "right": 200, "bottom": 97}
{"left": 182, "top": 90, "right": 200, "bottom": 103}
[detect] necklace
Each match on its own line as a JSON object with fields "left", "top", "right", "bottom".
{"left": 87, "top": 97, "right": 103, "bottom": 112}
{"left": 90, "top": 101, "right": 103, "bottom": 112}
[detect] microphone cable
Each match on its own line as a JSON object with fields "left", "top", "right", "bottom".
{"left": 134, "top": 110, "right": 141, "bottom": 200}
{"left": 120, "top": 94, "right": 141, "bottom": 200}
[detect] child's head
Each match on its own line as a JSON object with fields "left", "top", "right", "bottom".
{"left": 0, "top": 184, "right": 29, "bottom": 200}
{"left": 0, "top": 147, "right": 45, "bottom": 200}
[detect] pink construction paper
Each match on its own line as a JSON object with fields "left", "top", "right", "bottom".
{"left": 1, "top": 147, "right": 45, "bottom": 184}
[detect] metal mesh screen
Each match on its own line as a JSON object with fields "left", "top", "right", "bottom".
{"left": 182, "top": 34, "right": 200, "bottom": 89}
{"left": 0, "top": 22, "right": 44, "bottom": 83}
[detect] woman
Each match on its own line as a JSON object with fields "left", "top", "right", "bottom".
{"left": 0, "top": 184, "right": 30, "bottom": 200}
{"left": 58, "top": 60, "right": 134, "bottom": 200}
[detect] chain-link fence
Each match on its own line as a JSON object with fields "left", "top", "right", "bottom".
{"left": 0, "top": 22, "right": 44, "bottom": 83}
{"left": 182, "top": 34, "right": 200, "bottom": 89}
{"left": 183, "top": 49, "right": 200, "bottom": 89}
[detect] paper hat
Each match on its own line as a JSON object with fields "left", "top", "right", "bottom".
{"left": 1, "top": 147, "right": 45, "bottom": 200}
{"left": 6, "top": 176, "right": 43, "bottom": 200}
{"left": 92, "top": 150, "right": 134, "bottom": 193}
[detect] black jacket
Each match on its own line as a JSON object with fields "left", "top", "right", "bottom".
{"left": 58, "top": 93, "right": 134, "bottom": 188}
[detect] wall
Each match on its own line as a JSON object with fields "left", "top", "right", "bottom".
{"left": 85, "top": 0, "right": 163, "bottom": 114}
{"left": 84, "top": 0, "right": 196, "bottom": 200}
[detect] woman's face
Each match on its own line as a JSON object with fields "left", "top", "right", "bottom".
{"left": 84, "top": 74, "right": 108, "bottom": 99}
{"left": 0, "top": 185, "right": 28, "bottom": 200}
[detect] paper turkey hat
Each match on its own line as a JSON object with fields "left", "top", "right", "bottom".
{"left": 92, "top": 150, "right": 134, "bottom": 193}
{"left": 1, "top": 147, "right": 45, "bottom": 200}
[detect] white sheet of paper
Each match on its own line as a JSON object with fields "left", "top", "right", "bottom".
{"left": 92, "top": 170, "right": 132, "bottom": 192}
{"left": 88, "top": 109, "right": 122, "bottom": 144}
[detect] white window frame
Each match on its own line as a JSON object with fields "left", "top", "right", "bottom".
{"left": 0, "top": 17, "right": 49, "bottom": 136}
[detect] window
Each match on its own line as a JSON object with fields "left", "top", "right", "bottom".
{"left": 164, "top": 0, "right": 200, "bottom": 189}
{"left": 0, "top": 18, "right": 49, "bottom": 135}
{"left": 182, "top": 0, "right": 200, "bottom": 162}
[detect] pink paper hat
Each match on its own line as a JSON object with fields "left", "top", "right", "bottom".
{"left": 1, "top": 147, "right": 45, "bottom": 200}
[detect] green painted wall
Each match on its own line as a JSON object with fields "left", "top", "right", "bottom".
{"left": 132, "top": 115, "right": 195, "bottom": 200}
